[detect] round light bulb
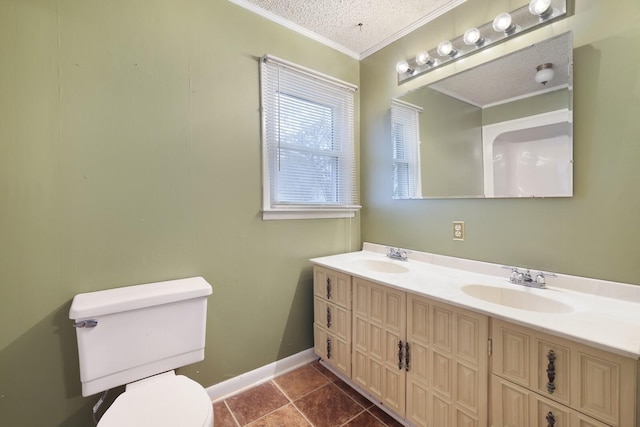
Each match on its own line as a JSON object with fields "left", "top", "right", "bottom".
{"left": 437, "top": 40, "right": 457, "bottom": 57}
{"left": 529, "top": 0, "right": 553, "bottom": 17}
{"left": 415, "top": 51, "right": 433, "bottom": 66}
{"left": 396, "top": 60, "right": 410, "bottom": 74}
{"left": 493, "top": 12, "right": 516, "bottom": 34}
{"left": 463, "top": 27, "right": 484, "bottom": 46}
{"left": 535, "top": 63, "right": 555, "bottom": 86}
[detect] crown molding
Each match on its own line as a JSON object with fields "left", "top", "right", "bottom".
{"left": 227, "top": 0, "right": 360, "bottom": 60}
{"left": 228, "top": 0, "right": 467, "bottom": 61}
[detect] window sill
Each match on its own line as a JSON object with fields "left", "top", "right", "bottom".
{"left": 262, "top": 207, "right": 360, "bottom": 221}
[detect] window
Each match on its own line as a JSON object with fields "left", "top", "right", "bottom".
{"left": 391, "top": 99, "right": 422, "bottom": 199}
{"left": 260, "top": 55, "right": 359, "bottom": 220}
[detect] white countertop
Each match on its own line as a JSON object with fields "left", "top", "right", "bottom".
{"left": 310, "top": 243, "right": 640, "bottom": 359}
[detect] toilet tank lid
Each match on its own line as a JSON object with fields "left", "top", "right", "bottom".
{"left": 69, "top": 277, "right": 212, "bottom": 320}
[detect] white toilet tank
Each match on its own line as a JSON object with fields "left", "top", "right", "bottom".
{"left": 70, "top": 277, "right": 213, "bottom": 397}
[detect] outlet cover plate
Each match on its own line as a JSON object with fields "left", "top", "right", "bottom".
{"left": 453, "top": 221, "right": 464, "bottom": 241}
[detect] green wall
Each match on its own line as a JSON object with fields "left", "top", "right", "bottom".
{"left": 403, "top": 88, "right": 483, "bottom": 197}
{"left": 360, "top": 0, "right": 640, "bottom": 284}
{"left": 0, "top": 0, "right": 359, "bottom": 425}
{"left": 483, "top": 87, "right": 571, "bottom": 125}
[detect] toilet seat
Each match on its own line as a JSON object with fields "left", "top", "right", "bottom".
{"left": 98, "top": 371, "right": 213, "bottom": 427}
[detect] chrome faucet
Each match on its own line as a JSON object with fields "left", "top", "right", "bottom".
{"left": 386, "top": 247, "right": 408, "bottom": 261}
{"left": 502, "top": 266, "right": 555, "bottom": 289}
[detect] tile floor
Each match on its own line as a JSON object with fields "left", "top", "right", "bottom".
{"left": 213, "top": 360, "right": 404, "bottom": 427}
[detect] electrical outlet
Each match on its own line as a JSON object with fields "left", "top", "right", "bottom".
{"left": 453, "top": 221, "right": 464, "bottom": 241}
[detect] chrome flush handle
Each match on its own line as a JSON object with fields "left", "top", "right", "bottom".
{"left": 73, "top": 319, "right": 98, "bottom": 328}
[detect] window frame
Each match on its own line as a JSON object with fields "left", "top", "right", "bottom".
{"left": 260, "top": 55, "right": 359, "bottom": 220}
{"left": 391, "top": 99, "right": 423, "bottom": 199}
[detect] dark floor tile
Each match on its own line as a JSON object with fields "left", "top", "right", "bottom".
{"left": 367, "top": 406, "right": 405, "bottom": 427}
{"left": 225, "top": 381, "right": 289, "bottom": 425}
{"left": 334, "top": 379, "right": 374, "bottom": 409}
{"left": 343, "top": 411, "right": 386, "bottom": 427}
{"left": 294, "top": 383, "right": 366, "bottom": 427}
{"left": 213, "top": 402, "right": 238, "bottom": 427}
{"left": 275, "top": 364, "right": 331, "bottom": 400}
{"left": 311, "top": 360, "right": 339, "bottom": 382}
{"left": 246, "top": 403, "right": 311, "bottom": 427}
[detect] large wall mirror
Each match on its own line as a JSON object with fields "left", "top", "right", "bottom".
{"left": 392, "top": 32, "right": 573, "bottom": 199}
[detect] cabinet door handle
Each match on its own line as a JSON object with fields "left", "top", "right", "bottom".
{"left": 326, "top": 306, "right": 332, "bottom": 329}
{"left": 398, "top": 340, "right": 404, "bottom": 369}
{"left": 546, "top": 411, "right": 556, "bottom": 427}
{"left": 546, "top": 350, "right": 556, "bottom": 394}
{"left": 405, "top": 342, "right": 411, "bottom": 372}
{"left": 326, "top": 277, "right": 332, "bottom": 300}
{"left": 327, "top": 338, "right": 332, "bottom": 359}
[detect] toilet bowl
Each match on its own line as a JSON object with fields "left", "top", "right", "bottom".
{"left": 98, "top": 371, "right": 213, "bottom": 427}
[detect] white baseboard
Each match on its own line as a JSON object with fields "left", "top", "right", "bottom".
{"left": 206, "top": 348, "right": 317, "bottom": 403}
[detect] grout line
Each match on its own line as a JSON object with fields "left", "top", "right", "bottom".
{"left": 223, "top": 400, "right": 242, "bottom": 427}
{"left": 290, "top": 400, "right": 317, "bottom": 427}
{"left": 337, "top": 408, "right": 367, "bottom": 427}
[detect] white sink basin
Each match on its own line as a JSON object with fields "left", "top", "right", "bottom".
{"left": 461, "top": 284, "right": 574, "bottom": 313}
{"left": 354, "top": 259, "right": 410, "bottom": 274}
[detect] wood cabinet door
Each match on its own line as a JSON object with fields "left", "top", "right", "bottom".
{"left": 453, "top": 307, "right": 489, "bottom": 426}
{"left": 406, "top": 295, "right": 431, "bottom": 427}
{"left": 351, "top": 278, "right": 406, "bottom": 416}
{"left": 406, "top": 295, "right": 488, "bottom": 427}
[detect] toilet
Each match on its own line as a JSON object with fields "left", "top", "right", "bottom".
{"left": 69, "top": 277, "right": 214, "bottom": 427}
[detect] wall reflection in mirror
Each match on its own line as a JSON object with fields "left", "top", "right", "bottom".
{"left": 392, "top": 32, "right": 573, "bottom": 199}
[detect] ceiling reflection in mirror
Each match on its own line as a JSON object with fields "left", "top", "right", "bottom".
{"left": 392, "top": 32, "right": 573, "bottom": 199}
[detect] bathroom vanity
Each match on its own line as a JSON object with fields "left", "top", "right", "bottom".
{"left": 310, "top": 243, "right": 640, "bottom": 427}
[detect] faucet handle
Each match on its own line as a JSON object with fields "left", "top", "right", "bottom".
{"left": 502, "top": 265, "right": 519, "bottom": 283}
{"left": 535, "top": 271, "right": 557, "bottom": 286}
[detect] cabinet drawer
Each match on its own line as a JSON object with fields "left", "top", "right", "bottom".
{"left": 534, "top": 337, "right": 570, "bottom": 405}
{"left": 491, "top": 320, "right": 531, "bottom": 387}
{"left": 314, "top": 266, "right": 351, "bottom": 308}
{"left": 492, "top": 320, "right": 570, "bottom": 404}
{"left": 314, "top": 296, "right": 351, "bottom": 341}
{"left": 491, "top": 375, "right": 611, "bottom": 427}
{"left": 530, "top": 388, "right": 572, "bottom": 427}
{"left": 574, "top": 348, "right": 630, "bottom": 426}
{"left": 313, "top": 324, "right": 351, "bottom": 377}
{"left": 491, "top": 375, "right": 530, "bottom": 427}
{"left": 492, "top": 319, "right": 638, "bottom": 426}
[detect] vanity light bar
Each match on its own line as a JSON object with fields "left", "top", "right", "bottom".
{"left": 397, "top": 0, "right": 568, "bottom": 84}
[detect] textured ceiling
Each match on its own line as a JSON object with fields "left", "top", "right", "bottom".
{"left": 230, "top": 0, "right": 467, "bottom": 58}
{"left": 429, "top": 33, "right": 572, "bottom": 107}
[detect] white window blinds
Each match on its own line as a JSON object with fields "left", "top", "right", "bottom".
{"left": 261, "top": 55, "right": 359, "bottom": 220}
{"left": 391, "top": 99, "right": 422, "bottom": 199}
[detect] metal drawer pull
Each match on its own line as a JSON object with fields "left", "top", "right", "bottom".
{"left": 326, "top": 306, "right": 332, "bottom": 328}
{"left": 326, "top": 278, "right": 332, "bottom": 300}
{"left": 73, "top": 320, "right": 98, "bottom": 328}
{"left": 405, "top": 342, "right": 410, "bottom": 372}
{"left": 546, "top": 411, "right": 556, "bottom": 427}
{"left": 327, "top": 338, "right": 331, "bottom": 359}
{"left": 546, "top": 350, "right": 556, "bottom": 394}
